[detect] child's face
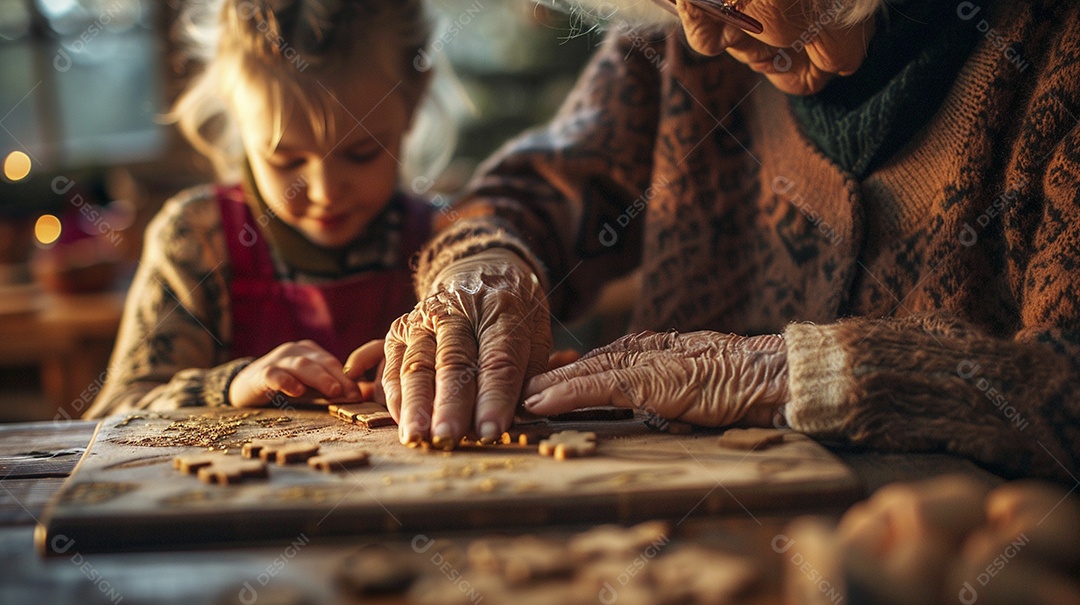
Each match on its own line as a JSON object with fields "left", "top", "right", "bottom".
{"left": 235, "top": 71, "right": 409, "bottom": 248}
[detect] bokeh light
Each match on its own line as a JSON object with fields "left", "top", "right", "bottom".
{"left": 35, "top": 214, "right": 62, "bottom": 246}
{"left": 3, "top": 151, "right": 31, "bottom": 181}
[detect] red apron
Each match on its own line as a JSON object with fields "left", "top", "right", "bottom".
{"left": 216, "top": 185, "right": 430, "bottom": 361}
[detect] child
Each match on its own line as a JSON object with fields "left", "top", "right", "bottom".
{"left": 87, "top": 0, "right": 449, "bottom": 417}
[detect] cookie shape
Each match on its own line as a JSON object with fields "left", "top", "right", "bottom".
{"left": 429, "top": 435, "right": 457, "bottom": 451}
{"left": 781, "top": 518, "right": 844, "bottom": 605}
{"left": 577, "top": 559, "right": 655, "bottom": 605}
{"left": 173, "top": 452, "right": 222, "bottom": 474}
{"left": 538, "top": 430, "right": 597, "bottom": 460}
{"left": 468, "top": 535, "right": 574, "bottom": 585}
{"left": 273, "top": 442, "right": 320, "bottom": 464}
{"left": 307, "top": 450, "right": 371, "bottom": 472}
{"left": 196, "top": 458, "right": 268, "bottom": 485}
{"left": 650, "top": 546, "right": 759, "bottom": 603}
{"left": 501, "top": 426, "right": 553, "bottom": 446}
{"left": 241, "top": 439, "right": 288, "bottom": 460}
{"left": 568, "top": 521, "right": 671, "bottom": 562}
{"left": 329, "top": 402, "right": 396, "bottom": 429}
{"left": 336, "top": 544, "right": 418, "bottom": 595}
{"left": 408, "top": 575, "right": 506, "bottom": 605}
{"left": 716, "top": 428, "right": 786, "bottom": 450}
{"left": 241, "top": 439, "right": 319, "bottom": 464}
{"left": 455, "top": 437, "right": 524, "bottom": 451}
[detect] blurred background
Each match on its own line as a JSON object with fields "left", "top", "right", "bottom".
{"left": 0, "top": 0, "right": 629, "bottom": 422}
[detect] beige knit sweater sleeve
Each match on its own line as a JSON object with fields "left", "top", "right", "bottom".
{"left": 86, "top": 188, "right": 250, "bottom": 419}
{"left": 786, "top": 316, "right": 1079, "bottom": 484}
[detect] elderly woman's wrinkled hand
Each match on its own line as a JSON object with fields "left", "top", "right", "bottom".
{"left": 523, "top": 330, "right": 789, "bottom": 427}
{"left": 381, "top": 249, "right": 553, "bottom": 445}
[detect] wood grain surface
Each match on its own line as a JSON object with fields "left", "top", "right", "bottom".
{"left": 0, "top": 421, "right": 97, "bottom": 479}
{"left": 0, "top": 417, "right": 1013, "bottom": 605}
{"left": 36, "top": 408, "right": 860, "bottom": 555}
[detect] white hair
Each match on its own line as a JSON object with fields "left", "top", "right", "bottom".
{"left": 537, "top": 0, "right": 677, "bottom": 30}
{"left": 534, "top": 0, "right": 888, "bottom": 30}
{"left": 814, "top": 0, "right": 889, "bottom": 28}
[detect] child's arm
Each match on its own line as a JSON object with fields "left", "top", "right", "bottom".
{"left": 86, "top": 188, "right": 242, "bottom": 418}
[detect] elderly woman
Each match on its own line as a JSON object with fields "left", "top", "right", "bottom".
{"left": 384, "top": 0, "right": 1079, "bottom": 483}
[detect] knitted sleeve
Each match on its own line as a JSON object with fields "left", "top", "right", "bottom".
{"left": 784, "top": 316, "right": 1080, "bottom": 484}
{"left": 784, "top": 24, "right": 1080, "bottom": 484}
{"left": 85, "top": 188, "right": 251, "bottom": 419}
{"left": 414, "top": 30, "right": 664, "bottom": 317}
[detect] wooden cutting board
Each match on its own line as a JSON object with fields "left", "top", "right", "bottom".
{"left": 36, "top": 408, "right": 859, "bottom": 555}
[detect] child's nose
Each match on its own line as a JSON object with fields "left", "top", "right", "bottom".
{"left": 305, "top": 164, "right": 342, "bottom": 208}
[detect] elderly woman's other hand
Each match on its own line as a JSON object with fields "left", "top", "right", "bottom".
{"left": 381, "top": 249, "right": 553, "bottom": 446}
{"left": 675, "top": 0, "right": 877, "bottom": 95}
{"left": 523, "top": 330, "right": 789, "bottom": 427}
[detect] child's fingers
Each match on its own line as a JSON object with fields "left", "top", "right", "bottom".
{"left": 291, "top": 356, "right": 361, "bottom": 398}
{"left": 373, "top": 359, "right": 387, "bottom": 408}
{"left": 356, "top": 381, "right": 377, "bottom": 401}
{"left": 344, "top": 340, "right": 385, "bottom": 380}
{"left": 339, "top": 341, "right": 385, "bottom": 404}
{"left": 292, "top": 341, "right": 359, "bottom": 398}
{"left": 264, "top": 367, "right": 308, "bottom": 398}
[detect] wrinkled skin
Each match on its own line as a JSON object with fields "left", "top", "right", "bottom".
{"left": 382, "top": 249, "right": 552, "bottom": 444}
{"left": 524, "top": 331, "right": 789, "bottom": 427}
{"left": 675, "top": 0, "right": 877, "bottom": 95}
{"left": 576, "top": 0, "right": 877, "bottom": 95}
{"left": 382, "top": 261, "right": 789, "bottom": 442}
{"left": 380, "top": 0, "right": 879, "bottom": 443}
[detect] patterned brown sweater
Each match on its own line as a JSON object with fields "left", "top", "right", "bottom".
{"left": 418, "top": 0, "right": 1080, "bottom": 483}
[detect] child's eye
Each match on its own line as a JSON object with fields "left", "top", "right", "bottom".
{"left": 269, "top": 157, "right": 305, "bottom": 170}
{"left": 345, "top": 147, "right": 383, "bottom": 164}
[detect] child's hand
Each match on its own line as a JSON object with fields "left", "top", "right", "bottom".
{"left": 344, "top": 340, "right": 386, "bottom": 404}
{"left": 229, "top": 340, "right": 362, "bottom": 407}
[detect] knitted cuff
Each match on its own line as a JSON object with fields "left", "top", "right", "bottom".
{"left": 203, "top": 357, "right": 255, "bottom": 407}
{"left": 413, "top": 219, "right": 549, "bottom": 297}
{"left": 783, "top": 323, "right": 854, "bottom": 438}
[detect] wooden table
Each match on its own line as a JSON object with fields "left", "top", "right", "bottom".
{"left": 0, "top": 420, "right": 1002, "bottom": 604}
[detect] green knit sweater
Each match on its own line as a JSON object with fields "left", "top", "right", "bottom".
{"left": 790, "top": 0, "right": 992, "bottom": 177}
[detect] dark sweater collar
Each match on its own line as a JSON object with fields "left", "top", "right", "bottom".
{"left": 788, "top": 0, "right": 994, "bottom": 178}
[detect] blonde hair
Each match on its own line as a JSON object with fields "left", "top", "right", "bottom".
{"left": 171, "top": 0, "right": 455, "bottom": 184}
